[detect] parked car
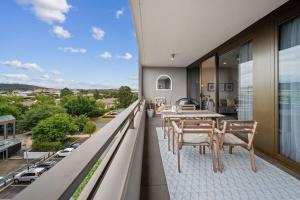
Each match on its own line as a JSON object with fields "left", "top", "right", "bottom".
{"left": 176, "top": 98, "right": 200, "bottom": 109}
{"left": 13, "top": 168, "right": 46, "bottom": 183}
{"left": 34, "top": 161, "right": 57, "bottom": 170}
{"left": 70, "top": 143, "right": 80, "bottom": 149}
{"left": 55, "top": 148, "right": 74, "bottom": 157}
{"left": 0, "top": 176, "right": 6, "bottom": 185}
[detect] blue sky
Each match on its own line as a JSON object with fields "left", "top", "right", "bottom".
{"left": 0, "top": 0, "right": 138, "bottom": 89}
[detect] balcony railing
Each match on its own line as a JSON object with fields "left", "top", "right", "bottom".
{"left": 14, "top": 99, "right": 146, "bottom": 200}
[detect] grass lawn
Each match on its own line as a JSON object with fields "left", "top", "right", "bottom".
{"left": 91, "top": 116, "right": 113, "bottom": 123}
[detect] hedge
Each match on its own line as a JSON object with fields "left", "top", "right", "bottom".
{"left": 83, "top": 121, "right": 96, "bottom": 134}
{"left": 32, "top": 141, "right": 63, "bottom": 151}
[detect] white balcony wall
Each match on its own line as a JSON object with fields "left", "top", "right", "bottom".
{"left": 142, "top": 67, "right": 187, "bottom": 104}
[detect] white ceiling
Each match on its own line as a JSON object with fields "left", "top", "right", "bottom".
{"left": 130, "top": 0, "right": 288, "bottom": 68}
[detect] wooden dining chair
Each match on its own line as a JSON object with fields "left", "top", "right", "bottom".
{"left": 215, "top": 120, "right": 258, "bottom": 172}
{"left": 172, "top": 119, "right": 217, "bottom": 173}
{"left": 180, "top": 104, "right": 196, "bottom": 111}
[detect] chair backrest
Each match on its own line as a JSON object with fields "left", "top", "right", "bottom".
{"left": 180, "top": 104, "right": 196, "bottom": 111}
{"left": 221, "top": 120, "right": 258, "bottom": 147}
{"left": 180, "top": 119, "right": 215, "bottom": 135}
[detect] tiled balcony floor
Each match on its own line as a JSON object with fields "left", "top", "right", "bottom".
{"left": 156, "top": 125, "right": 300, "bottom": 200}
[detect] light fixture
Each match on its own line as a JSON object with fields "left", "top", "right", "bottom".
{"left": 171, "top": 53, "right": 175, "bottom": 61}
{"left": 223, "top": 62, "right": 227, "bottom": 65}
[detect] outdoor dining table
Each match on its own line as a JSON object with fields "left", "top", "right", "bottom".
{"left": 161, "top": 109, "right": 225, "bottom": 130}
{"left": 160, "top": 109, "right": 225, "bottom": 153}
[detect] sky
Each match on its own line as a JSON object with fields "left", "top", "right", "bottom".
{"left": 0, "top": 0, "right": 138, "bottom": 89}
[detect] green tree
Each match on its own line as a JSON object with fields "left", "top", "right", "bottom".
{"left": 117, "top": 86, "right": 136, "bottom": 108}
{"left": 19, "top": 104, "right": 66, "bottom": 131}
{"left": 93, "top": 90, "right": 101, "bottom": 99}
{"left": 34, "top": 95, "right": 55, "bottom": 105}
{"left": 32, "top": 113, "right": 78, "bottom": 143}
{"left": 61, "top": 95, "right": 105, "bottom": 117}
{"left": 60, "top": 88, "right": 73, "bottom": 97}
{"left": 73, "top": 115, "right": 89, "bottom": 131}
{"left": 0, "top": 103, "right": 23, "bottom": 119}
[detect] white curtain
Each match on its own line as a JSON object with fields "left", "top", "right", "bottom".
{"left": 279, "top": 16, "right": 300, "bottom": 163}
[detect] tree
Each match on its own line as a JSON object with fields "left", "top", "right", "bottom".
{"left": 93, "top": 90, "right": 101, "bottom": 99}
{"left": 117, "top": 86, "right": 136, "bottom": 108}
{"left": 61, "top": 95, "right": 104, "bottom": 117}
{"left": 19, "top": 104, "right": 66, "bottom": 131}
{"left": 60, "top": 88, "right": 73, "bottom": 97}
{"left": 0, "top": 103, "right": 23, "bottom": 119}
{"left": 73, "top": 115, "right": 89, "bottom": 131}
{"left": 32, "top": 113, "right": 78, "bottom": 143}
{"left": 34, "top": 95, "right": 55, "bottom": 105}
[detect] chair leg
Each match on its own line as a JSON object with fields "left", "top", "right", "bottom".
{"left": 249, "top": 147, "right": 257, "bottom": 172}
{"left": 172, "top": 130, "right": 175, "bottom": 154}
{"left": 210, "top": 144, "right": 217, "bottom": 173}
{"left": 229, "top": 146, "right": 233, "bottom": 154}
{"left": 203, "top": 146, "right": 206, "bottom": 154}
{"left": 216, "top": 145, "right": 223, "bottom": 173}
{"left": 199, "top": 146, "right": 202, "bottom": 154}
{"left": 177, "top": 147, "right": 181, "bottom": 173}
{"left": 163, "top": 120, "right": 166, "bottom": 139}
{"left": 167, "top": 128, "right": 170, "bottom": 151}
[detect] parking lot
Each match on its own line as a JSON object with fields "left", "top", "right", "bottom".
{"left": 0, "top": 156, "right": 63, "bottom": 200}
{"left": 0, "top": 138, "right": 87, "bottom": 199}
{"left": 0, "top": 183, "right": 29, "bottom": 199}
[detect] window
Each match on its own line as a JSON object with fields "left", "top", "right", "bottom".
{"left": 156, "top": 75, "right": 172, "bottom": 90}
{"left": 278, "top": 16, "right": 300, "bottom": 163}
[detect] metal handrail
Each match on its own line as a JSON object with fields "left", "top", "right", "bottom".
{"left": 14, "top": 99, "right": 144, "bottom": 200}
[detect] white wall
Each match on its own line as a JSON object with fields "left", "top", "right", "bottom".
{"left": 142, "top": 67, "right": 187, "bottom": 104}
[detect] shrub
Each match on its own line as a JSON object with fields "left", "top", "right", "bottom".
{"left": 32, "top": 141, "right": 63, "bottom": 151}
{"left": 74, "top": 115, "right": 88, "bottom": 131}
{"left": 83, "top": 121, "right": 96, "bottom": 134}
{"left": 32, "top": 113, "right": 79, "bottom": 143}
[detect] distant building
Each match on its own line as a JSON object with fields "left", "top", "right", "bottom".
{"left": 98, "top": 98, "right": 117, "bottom": 109}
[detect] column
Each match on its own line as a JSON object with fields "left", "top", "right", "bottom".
{"left": 4, "top": 124, "right": 7, "bottom": 140}
{"left": 13, "top": 122, "right": 16, "bottom": 140}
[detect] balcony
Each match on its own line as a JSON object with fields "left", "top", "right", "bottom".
{"left": 13, "top": 99, "right": 300, "bottom": 200}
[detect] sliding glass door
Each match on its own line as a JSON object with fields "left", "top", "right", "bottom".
{"left": 279, "top": 16, "right": 300, "bottom": 163}
{"left": 218, "top": 43, "right": 253, "bottom": 120}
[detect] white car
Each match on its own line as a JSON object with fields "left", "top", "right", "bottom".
{"left": 55, "top": 148, "right": 74, "bottom": 157}
{"left": 14, "top": 168, "right": 46, "bottom": 183}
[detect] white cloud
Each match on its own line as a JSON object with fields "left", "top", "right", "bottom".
{"left": 0, "top": 60, "right": 43, "bottom": 71}
{"left": 50, "top": 69, "right": 61, "bottom": 76}
{"left": 91, "top": 26, "right": 105, "bottom": 40}
{"left": 39, "top": 74, "right": 50, "bottom": 81}
{"left": 99, "top": 51, "right": 112, "bottom": 59}
{"left": 53, "top": 26, "right": 71, "bottom": 39}
{"left": 17, "top": 0, "right": 71, "bottom": 24}
{"left": 59, "top": 47, "right": 87, "bottom": 53}
{"left": 118, "top": 52, "right": 133, "bottom": 60}
{"left": 3, "top": 74, "right": 29, "bottom": 81}
{"left": 53, "top": 78, "right": 65, "bottom": 83}
{"left": 116, "top": 8, "right": 124, "bottom": 19}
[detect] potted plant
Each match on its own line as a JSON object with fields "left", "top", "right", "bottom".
{"left": 147, "top": 101, "right": 154, "bottom": 118}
